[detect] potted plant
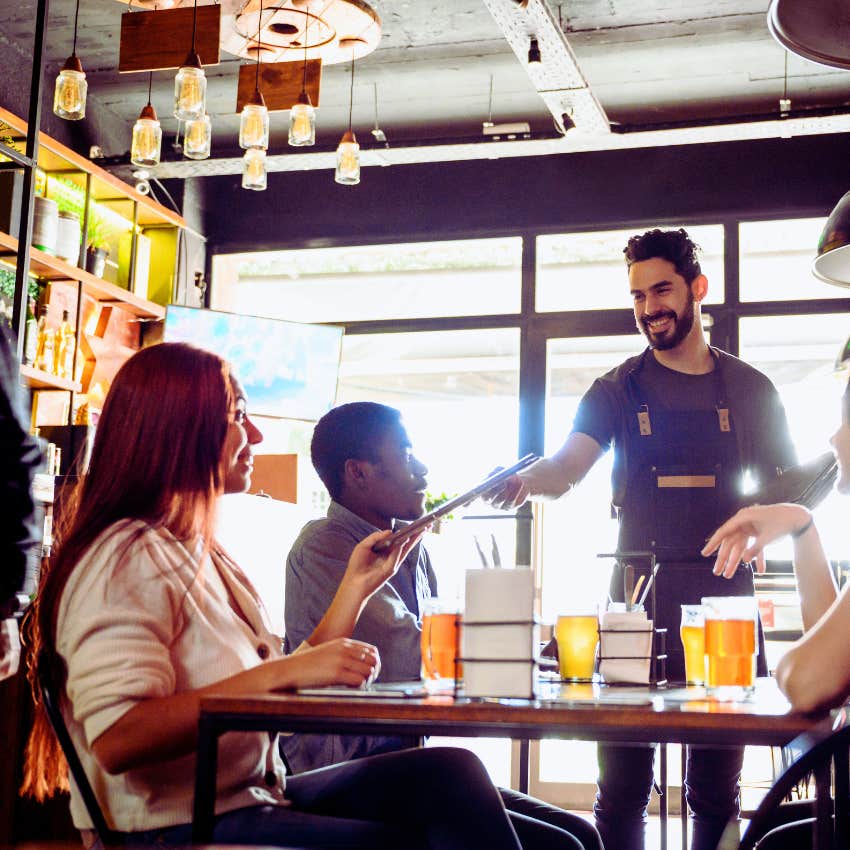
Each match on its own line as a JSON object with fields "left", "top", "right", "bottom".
{"left": 84, "top": 212, "right": 109, "bottom": 278}
{"left": 424, "top": 491, "right": 456, "bottom": 534}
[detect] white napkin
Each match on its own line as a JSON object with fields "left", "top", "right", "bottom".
{"left": 598, "top": 609, "right": 653, "bottom": 684}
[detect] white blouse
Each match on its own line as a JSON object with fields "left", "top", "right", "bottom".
{"left": 57, "top": 518, "right": 290, "bottom": 832}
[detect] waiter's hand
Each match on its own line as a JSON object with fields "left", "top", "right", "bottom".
{"left": 702, "top": 503, "right": 812, "bottom": 579}
{"left": 484, "top": 470, "right": 529, "bottom": 511}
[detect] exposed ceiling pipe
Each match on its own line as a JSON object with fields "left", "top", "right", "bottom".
{"left": 480, "top": 0, "right": 610, "bottom": 135}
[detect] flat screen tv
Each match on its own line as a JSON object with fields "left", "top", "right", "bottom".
{"left": 164, "top": 305, "right": 342, "bottom": 421}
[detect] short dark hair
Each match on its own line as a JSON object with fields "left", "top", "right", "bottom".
{"left": 624, "top": 228, "right": 702, "bottom": 283}
{"left": 311, "top": 402, "right": 403, "bottom": 501}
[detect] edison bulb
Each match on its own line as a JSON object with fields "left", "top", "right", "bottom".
{"left": 242, "top": 148, "right": 267, "bottom": 191}
{"left": 239, "top": 103, "right": 269, "bottom": 150}
{"left": 334, "top": 133, "right": 360, "bottom": 185}
{"left": 131, "top": 117, "right": 162, "bottom": 168}
{"left": 288, "top": 101, "right": 315, "bottom": 147}
{"left": 173, "top": 65, "right": 206, "bottom": 121}
{"left": 183, "top": 113, "right": 211, "bottom": 160}
{"left": 53, "top": 68, "right": 87, "bottom": 120}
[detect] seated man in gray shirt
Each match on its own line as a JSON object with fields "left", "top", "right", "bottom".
{"left": 284, "top": 402, "right": 603, "bottom": 850}
{"left": 283, "top": 402, "right": 435, "bottom": 772}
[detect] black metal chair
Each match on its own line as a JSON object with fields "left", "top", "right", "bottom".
{"left": 718, "top": 706, "right": 850, "bottom": 850}
{"left": 39, "top": 668, "right": 123, "bottom": 849}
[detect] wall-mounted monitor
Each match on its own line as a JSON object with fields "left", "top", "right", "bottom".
{"left": 164, "top": 305, "right": 342, "bottom": 421}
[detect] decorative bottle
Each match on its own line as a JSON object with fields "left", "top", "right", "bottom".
{"left": 23, "top": 298, "right": 38, "bottom": 366}
{"left": 34, "top": 306, "right": 53, "bottom": 373}
{"left": 54, "top": 309, "right": 75, "bottom": 378}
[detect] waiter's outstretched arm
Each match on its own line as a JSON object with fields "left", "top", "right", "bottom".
{"left": 489, "top": 432, "right": 605, "bottom": 509}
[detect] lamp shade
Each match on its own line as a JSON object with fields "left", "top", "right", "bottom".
{"left": 288, "top": 93, "right": 316, "bottom": 147}
{"left": 184, "top": 113, "right": 211, "bottom": 160}
{"left": 174, "top": 53, "right": 206, "bottom": 120}
{"left": 242, "top": 148, "right": 267, "bottom": 191}
{"left": 54, "top": 56, "right": 87, "bottom": 121}
{"left": 131, "top": 103, "right": 162, "bottom": 167}
{"left": 813, "top": 191, "right": 850, "bottom": 287}
{"left": 334, "top": 130, "right": 360, "bottom": 185}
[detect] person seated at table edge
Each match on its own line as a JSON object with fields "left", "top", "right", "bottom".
{"left": 22, "top": 342, "right": 578, "bottom": 850}
{"left": 284, "top": 400, "right": 603, "bottom": 850}
{"left": 702, "top": 373, "right": 850, "bottom": 849}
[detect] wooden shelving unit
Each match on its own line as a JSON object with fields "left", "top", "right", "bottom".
{"left": 19, "top": 364, "right": 82, "bottom": 392}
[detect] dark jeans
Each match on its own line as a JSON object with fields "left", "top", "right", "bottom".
{"left": 594, "top": 742, "right": 743, "bottom": 850}
{"left": 118, "top": 746, "right": 586, "bottom": 850}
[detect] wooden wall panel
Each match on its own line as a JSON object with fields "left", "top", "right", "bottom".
{"left": 236, "top": 59, "right": 321, "bottom": 112}
{"left": 119, "top": 5, "right": 221, "bottom": 73}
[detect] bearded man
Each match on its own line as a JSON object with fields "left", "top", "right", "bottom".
{"left": 489, "top": 228, "right": 796, "bottom": 850}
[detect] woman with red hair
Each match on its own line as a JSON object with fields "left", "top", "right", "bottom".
{"left": 22, "top": 342, "right": 585, "bottom": 850}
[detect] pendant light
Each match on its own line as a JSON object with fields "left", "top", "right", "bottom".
{"left": 53, "top": 0, "right": 87, "bottom": 120}
{"left": 239, "top": 0, "right": 270, "bottom": 150}
{"left": 242, "top": 148, "right": 267, "bottom": 191}
{"left": 288, "top": 27, "right": 315, "bottom": 146}
{"left": 334, "top": 49, "right": 360, "bottom": 185}
{"left": 184, "top": 113, "right": 212, "bottom": 160}
{"left": 173, "top": 0, "right": 206, "bottom": 121}
{"left": 131, "top": 73, "right": 162, "bottom": 168}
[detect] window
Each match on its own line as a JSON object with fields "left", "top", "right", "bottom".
{"left": 211, "top": 237, "right": 522, "bottom": 322}
{"left": 739, "top": 218, "right": 844, "bottom": 303}
{"left": 536, "top": 225, "right": 724, "bottom": 313}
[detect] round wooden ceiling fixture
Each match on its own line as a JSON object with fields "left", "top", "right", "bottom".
{"left": 224, "top": 0, "right": 380, "bottom": 64}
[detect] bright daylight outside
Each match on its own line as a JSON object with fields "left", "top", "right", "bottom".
{"left": 212, "top": 220, "right": 850, "bottom": 814}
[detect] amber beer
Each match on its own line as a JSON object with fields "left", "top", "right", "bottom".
{"left": 555, "top": 614, "right": 599, "bottom": 681}
{"left": 680, "top": 605, "right": 706, "bottom": 685}
{"left": 702, "top": 597, "right": 758, "bottom": 696}
{"left": 421, "top": 610, "right": 462, "bottom": 679}
{"left": 704, "top": 617, "right": 757, "bottom": 689}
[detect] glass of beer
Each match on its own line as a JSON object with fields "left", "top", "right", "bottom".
{"left": 555, "top": 613, "right": 599, "bottom": 682}
{"left": 702, "top": 596, "right": 758, "bottom": 699}
{"left": 421, "top": 598, "right": 462, "bottom": 680}
{"left": 680, "top": 604, "right": 706, "bottom": 685}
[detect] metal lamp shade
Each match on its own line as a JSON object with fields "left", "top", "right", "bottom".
{"left": 813, "top": 191, "right": 850, "bottom": 288}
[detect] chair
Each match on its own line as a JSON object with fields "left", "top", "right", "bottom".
{"left": 39, "top": 669, "right": 123, "bottom": 850}
{"left": 718, "top": 706, "right": 850, "bottom": 850}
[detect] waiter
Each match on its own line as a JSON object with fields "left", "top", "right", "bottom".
{"left": 490, "top": 228, "right": 796, "bottom": 850}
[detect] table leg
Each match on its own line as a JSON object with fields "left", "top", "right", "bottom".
{"left": 680, "top": 745, "right": 687, "bottom": 850}
{"left": 659, "top": 744, "right": 667, "bottom": 850}
{"left": 835, "top": 744, "right": 849, "bottom": 849}
{"left": 192, "top": 715, "right": 219, "bottom": 844}
{"left": 518, "top": 739, "right": 530, "bottom": 795}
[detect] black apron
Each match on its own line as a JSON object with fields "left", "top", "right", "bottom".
{"left": 609, "top": 350, "right": 767, "bottom": 683}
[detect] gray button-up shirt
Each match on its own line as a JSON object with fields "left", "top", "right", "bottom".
{"left": 282, "top": 501, "right": 437, "bottom": 772}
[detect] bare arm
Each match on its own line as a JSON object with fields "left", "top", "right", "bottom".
{"left": 488, "top": 432, "right": 604, "bottom": 509}
{"left": 702, "top": 504, "right": 846, "bottom": 712}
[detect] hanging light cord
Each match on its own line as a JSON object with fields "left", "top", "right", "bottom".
{"left": 783, "top": 51, "right": 788, "bottom": 102}
{"left": 191, "top": 0, "right": 198, "bottom": 52}
{"left": 348, "top": 49, "right": 355, "bottom": 130}
{"left": 255, "top": 0, "right": 263, "bottom": 90}
{"left": 72, "top": 0, "right": 80, "bottom": 55}
{"left": 147, "top": 71, "right": 153, "bottom": 106}
{"left": 301, "top": 20, "right": 308, "bottom": 94}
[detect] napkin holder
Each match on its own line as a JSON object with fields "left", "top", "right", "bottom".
{"left": 598, "top": 608, "right": 667, "bottom": 686}
{"left": 461, "top": 568, "right": 539, "bottom": 699}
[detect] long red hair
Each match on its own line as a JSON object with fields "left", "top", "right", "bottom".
{"left": 21, "top": 342, "right": 233, "bottom": 799}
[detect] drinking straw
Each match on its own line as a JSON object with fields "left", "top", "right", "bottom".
{"left": 630, "top": 575, "right": 646, "bottom": 609}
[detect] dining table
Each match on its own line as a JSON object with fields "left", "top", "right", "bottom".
{"left": 192, "top": 676, "right": 824, "bottom": 847}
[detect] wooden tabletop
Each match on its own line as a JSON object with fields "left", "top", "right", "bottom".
{"left": 198, "top": 677, "right": 820, "bottom": 748}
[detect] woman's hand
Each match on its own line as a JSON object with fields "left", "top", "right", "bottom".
{"left": 277, "top": 638, "right": 380, "bottom": 690}
{"left": 340, "top": 528, "right": 425, "bottom": 601}
{"left": 701, "top": 503, "right": 812, "bottom": 578}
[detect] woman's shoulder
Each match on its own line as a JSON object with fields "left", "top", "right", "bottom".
{"left": 60, "top": 520, "right": 199, "bottom": 617}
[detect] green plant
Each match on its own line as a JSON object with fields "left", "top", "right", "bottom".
{"left": 424, "top": 491, "right": 456, "bottom": 520}
{"left": 0, "top": 267, "right": 41, "bottom": 302}
{"left": 46, "top": 175, "right": 109, "bottom": 250}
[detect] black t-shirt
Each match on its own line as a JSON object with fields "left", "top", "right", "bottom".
{"left": 572, "top": 347, "right": 797, "bottom": 506}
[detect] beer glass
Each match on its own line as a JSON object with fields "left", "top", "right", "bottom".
{"left": 421, "top": 598, "right": 462, "bottom": 680}
{"left": 680, "top": 604, "right": 706, "bottom": 685}
{"left": 702, "top": 596, "right": 758, "bottom": 698}
{"left": 555, "top": 613, "right": 599, "bottom": 681}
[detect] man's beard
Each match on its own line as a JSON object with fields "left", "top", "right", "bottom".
{"left": 641, "top": 291, "right": 696, "bottom": 351}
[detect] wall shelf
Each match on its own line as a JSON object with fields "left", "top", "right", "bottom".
{"left": 0, "top": 229, "right": 165, "bottom": 319}
{"left": 19, "top": 364, "right": 82, "bottom": 392}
